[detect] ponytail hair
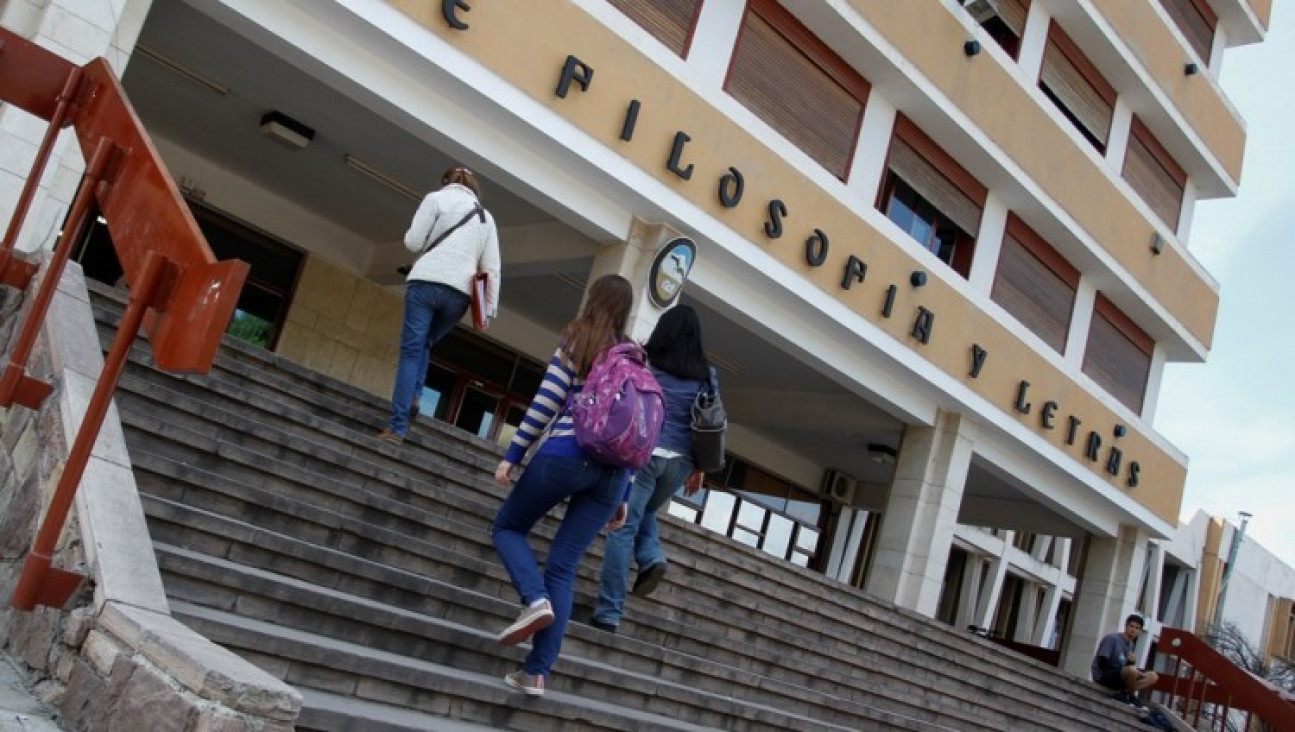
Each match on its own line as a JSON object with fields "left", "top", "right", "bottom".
{"left": 441, "top": 165, "right": 482, "bottom": 200}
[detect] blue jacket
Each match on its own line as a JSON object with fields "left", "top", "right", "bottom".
{"left": 652, "top": 366, "right": 715, "bottom": 456}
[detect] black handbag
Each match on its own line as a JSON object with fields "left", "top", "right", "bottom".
{"left": 690, "top": 373, "right": 726, "bottom": 473}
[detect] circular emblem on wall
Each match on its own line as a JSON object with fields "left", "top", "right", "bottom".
{"left": 647, "top": 237, "right": 696, "bottom": 309}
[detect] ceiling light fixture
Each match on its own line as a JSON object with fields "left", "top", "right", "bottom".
{"left": 343, "top": 154, "right": 422, "bottom": 202}
{"left": 259, "top": 111, "right": 315, "bottom": 150}
{"left": 867, "top": 443, "right": 898, "bottom": 465}
{"left": 134, "top": 44, "right": 228, "bottom": 96}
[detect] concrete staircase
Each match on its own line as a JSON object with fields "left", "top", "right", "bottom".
{"left": 89, "top": 282, "right": 1145, "bottom": 731}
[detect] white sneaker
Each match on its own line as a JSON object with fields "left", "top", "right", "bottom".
{"left": 504, "top": 669, "right": 545, "bottom": 697}
{"left": 497, "top": 600, "right": 554, "bottom": 646}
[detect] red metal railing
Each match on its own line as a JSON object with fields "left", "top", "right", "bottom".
{"left": 1153, "top": 626, "right": 1295, "bottom": 731}
{"left": 0, "top": 28, "right": 248, "bottom": 610}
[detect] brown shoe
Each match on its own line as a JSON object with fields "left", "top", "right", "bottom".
{"left": 375, "top": 428, "right": 404, "bottom": 444}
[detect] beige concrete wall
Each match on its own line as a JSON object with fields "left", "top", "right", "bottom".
{"left": 277, "top": 256, "right": 403, "bottom": 399}
{"left": 388, "top": 0, "right": 1186, "bottom": 522}
{"left": 1090, "top": 0, "right": 1245, "bottom": 183}
{"left": 847, "top": 0, "right": 1220, "bottom": 350}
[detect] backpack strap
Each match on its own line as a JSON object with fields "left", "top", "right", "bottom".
{"left": 420, "top": 204, "right": 483, "bottom": 256}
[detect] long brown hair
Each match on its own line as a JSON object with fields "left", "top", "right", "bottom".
{"left": 562, "top": 275, "right": 633, "bottom": 375}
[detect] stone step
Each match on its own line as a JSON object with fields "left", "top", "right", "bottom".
{"left": 122, "top": 409, "right": 1121, "bottom": 731}
{"left": 296, "top": 687, "right": 510, "bottom": 732}
{"left": 115, "top": 384, "right": 1124, "bottom": 730}
{"left": 89, "top": 284, "right": 1137, "bottom": 731}
{"left": 150, "top": 531, "right": 982, "bottom": 731}
{"left": 90, "top": 283, "right": 497, "bottom": 474}
{"left": 169, "top": 600, "right": 881, "bottom": 732}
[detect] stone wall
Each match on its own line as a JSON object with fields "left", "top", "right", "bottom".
{"left": 276, "top": 255, "right": 404, "bottom": 399}
{"left": 0, "top": 259, "right": 300, "bottom": 730}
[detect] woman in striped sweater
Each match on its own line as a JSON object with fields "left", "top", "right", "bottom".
{"left": 490, "top": 274, "right": 634, "bottom": 697}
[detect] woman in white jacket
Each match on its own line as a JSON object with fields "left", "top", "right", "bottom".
{"left": 377, "top": 165, "right": 501, "bottom": 443}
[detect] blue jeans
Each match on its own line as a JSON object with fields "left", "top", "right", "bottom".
{"left": 388, "top": 281, "right": 470, "bottom": 435}
{"left": 592, "top": 454, "right": 693, "bottom": 627}
{"left": 492, "top": 451, "right": 626, "bottom": 678}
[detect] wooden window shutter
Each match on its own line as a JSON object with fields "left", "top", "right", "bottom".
{"left": 726, "top": 0, "right": 868, "bottom": 181}
{"left": 888, "top": 118, "right": 986, "bottom": 236}
{"left": 991, "top": 216, "right": 1077, "bottom": 353}
{"left": 996, "top": 0, "right": 1031, "bottom": 39}
{"left": 1122, "top": 117, "right": 1186, "bottom": 230}
{"left": 1082, "top": 294, "right": 1152, "bottom": 414}
{"left": 1159, "top": 0, "right": 1216, "bottom": 63}
{"left": 1039, "top": 23, "right": 1116, "bottom": 148}
{"left": 607, "top": 0, "right": 701, "bottom": 57}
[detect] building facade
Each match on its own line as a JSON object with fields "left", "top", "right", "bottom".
{"left": 0, "top": 0, "right": 1272, "bottom": 677}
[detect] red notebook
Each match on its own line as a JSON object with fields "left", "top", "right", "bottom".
{"left": 471, "top": 272, "right": 489, "bottom": 331}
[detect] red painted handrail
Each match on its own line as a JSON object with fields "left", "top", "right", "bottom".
{"left": 0, "top": 27, "right": 248, "bottom": 610}
{"left": 1153, "top": 626, "right": 1295, "bottom": 731}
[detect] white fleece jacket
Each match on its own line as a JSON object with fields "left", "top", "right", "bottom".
{"left": 403, "top": 183, "right": 501, "bottom": 317}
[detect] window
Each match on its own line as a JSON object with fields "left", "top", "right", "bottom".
{"left": 1082, "top": 294, "right": 1154, "bottom": 414}
{"left": 670, "top": 456, "right": 826, "bottom": 567}
{"left": 1123, "top": 116, "right": 1187, "bottom": 231}
{"left": 726, "top": 0, "right": 869, "bottom": 180}
{"left": 991, "top": 215, "right": 1079, "bottom": 353}
{"left": 606, "top": 0, "right": 701, "bottom": 57}
{"left": 968, "top": 0, "right": 1031, "bottom": 58}
{"left": 70, "top": 200, "right": 303, "bottom": 350}
{"left": 1159, "top": 0, "right": 1216, "bottom": 64}
{"left": 878, "top": 116, "right": 987, "bottom": 278}
{"left": 1038, "top": 22, "right": 1116, "bottom": 152}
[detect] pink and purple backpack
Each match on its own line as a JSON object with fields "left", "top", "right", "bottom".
{"left": 571, "top": 342, "right": 665, "bottom": 470}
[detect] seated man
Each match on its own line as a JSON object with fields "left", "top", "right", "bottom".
{"left": 1091, "top": 613, "right": 1160, "bottom": 707}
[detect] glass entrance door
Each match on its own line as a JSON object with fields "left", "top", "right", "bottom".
{"left": 415, "top": 329, "right": 541, "bottom": 444}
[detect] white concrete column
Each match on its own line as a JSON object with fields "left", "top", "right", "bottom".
{"left": 975, "top": 554, "right": 1009, "bottom": 629}
{"left": 865, "top": 411, "right": 975, "bottom": 616}
{"left": 587, "top": 218, "right": 678, "bottom": 341}
{"left": 1032, "top": 535, "right": 1053, "bottom": 564}
{"left": 1063, "top": 277, "right": 1097, "bottom": 368}
{"left": 0, "top": 0, "right": 154, "bottom": 255}
{"left": 1016, "top": 0, "right": 1051, "bottom": 81}
{"left": 1062, "top": 524, "right": 1150, "bottom": 677}
{"left": 1033, "top": 582, "right": 1064, "bottom": 647}
{"left": 685, "top": 0, "right": 745, "bottom": 86}
{"left": 955, "top": 555, "right": 986, "bottom": 629}
{"left": 1142, "top": 345, "right": 1168, "bottom": 423}
{"left": 1014, "top": 582, "right": 1040, "bottom": 643}
{"left": 826, "top": 506, "right": 870, "bottom": 582}
{"left": 967, "top": 192, "right": 1008, "bottom": 295}
{"left": 1208, "top": 25, "right": 1228, "bottom": 80}
{"left": 1105, "top": 97, "right": 1134, "bottom": 173}
{"left": 845, "top": 93, "right": 897, "bottom": 209}
{"left": 1175, "top": 177, "right": 1198, "bottom": 242}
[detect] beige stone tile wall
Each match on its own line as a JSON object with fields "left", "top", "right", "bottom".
{"left": 277, "top": 256, "right": 403, "bottom": 398}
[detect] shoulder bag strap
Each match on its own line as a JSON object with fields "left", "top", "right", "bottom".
{"left": 420, "top": 204, "right": 483, "bottom": 256}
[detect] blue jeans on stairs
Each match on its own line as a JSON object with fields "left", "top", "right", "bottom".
{"left": 592, "top": 454, "right": 692, "bottom": 628}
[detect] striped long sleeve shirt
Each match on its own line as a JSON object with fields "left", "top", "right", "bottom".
{"left": 503, "top": 348, "right": 582, "bottom": 465}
